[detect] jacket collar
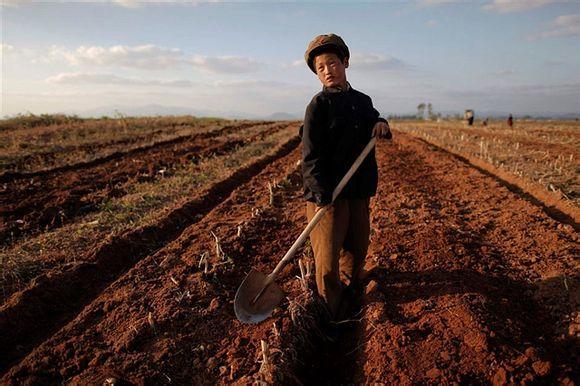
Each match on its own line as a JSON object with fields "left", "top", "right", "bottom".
{"left": 322, "top": 81, "right": 352, "bottom": 94}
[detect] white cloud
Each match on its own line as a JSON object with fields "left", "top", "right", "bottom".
{"left": 31, "top": 44, "right": 265, "bottom": 73}
{"left": 38, "top": 44, "right": 186, "bottom": 69}
{"left": 0, "top": 43, "right": 38, "bottom": 61}
{"left": 43, "top": 72, "right": 295, "bottom": 93}
{"left": 281, "top": 59, "right": 307, "bottom": 70}
{"left": 534, "top": 14, "right": 580, "bottom": 39}
{"left": 0, "top": 44, "right": 15, "bottom": 59}
{"left": 285, "top": 53, "right": 409, "bottom": 72}
{"left": 189, "top": 55, "right": 262, "bottom": 73}
{"left": 45, "top": 72, "right": 196, "bottom": 87}
{"left": 2, "top": 0, "right": 100, "bottom": 7}
{"left": 290, "top": 59, "right": 303, "bottom": 67}
{"left": 113, "top": 0, "right": 139, "bottom": 8}
{"left": 28, "top": 44, "right": 265, "bottom": 73}
{"left": 1, "top": 0, "right": 27, "bottom": 6}
{"left": 350, "top": 53, "right": 409, "bottom": 71}
{"left": 483, "top": 0, "right": 559, "bottom": 13}
{"left": 1, "top": 44, "right": 15, "bottom": 54}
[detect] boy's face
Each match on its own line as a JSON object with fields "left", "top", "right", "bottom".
{"left": 313, "top": 52, "right": 348, "bottom": 89}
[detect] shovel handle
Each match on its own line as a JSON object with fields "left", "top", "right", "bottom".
{"left": 263, "top": 137, "right": 377, "bottom": 286}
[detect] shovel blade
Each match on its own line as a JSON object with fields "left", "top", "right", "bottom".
{"left": 234, "top": 269, "right": 285, "bottom": 324}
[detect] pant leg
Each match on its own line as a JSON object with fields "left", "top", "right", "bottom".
{"left": 306, "top": 200, "right": 349, "bottom": 317}
{"left": 340, "top": 198, "right": 370, "bottom": 288}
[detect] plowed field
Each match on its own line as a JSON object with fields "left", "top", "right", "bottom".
{"left": 0, "top": 121, "right": 283, "bottom": 243}
{"left": 0, "top": 119, "right": 577, "bottom": 385}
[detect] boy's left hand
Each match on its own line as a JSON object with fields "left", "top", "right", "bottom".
{"left": 372, "top": 121, "right": 392, "bottom": 139}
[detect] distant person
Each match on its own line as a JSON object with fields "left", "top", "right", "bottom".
{"left": 465, "top": 109, "right": 474, "bottom": 126}
{"left": 301, "top": 33, "right": 391, "bottom": 320}
{"left": 507, "top": 114, "right": 513, "bottom": 128}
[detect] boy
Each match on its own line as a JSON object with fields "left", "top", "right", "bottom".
{"left": 301, "top": 33, "right": 391, "bottom": 319}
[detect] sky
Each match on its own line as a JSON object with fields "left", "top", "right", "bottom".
{"left": 1, "top": 0, "right": 580, "bottom": 119}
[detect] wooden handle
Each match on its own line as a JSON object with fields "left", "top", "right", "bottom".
{"left": 265, "top": 137, "right": 377, "bottom": 284}
{"left": 332, "top": 137, "right": 376, "bottom": 202}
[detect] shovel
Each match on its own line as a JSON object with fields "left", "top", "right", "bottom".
{"left": 234, "top": 137, "right": 377, "bottom": 324}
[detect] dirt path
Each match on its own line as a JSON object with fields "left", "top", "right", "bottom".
{"left": 1, "top": 132, "right": 577, "bottom": 384}
{"left": 0, "top": 122, "right": 288, "bottom": 243}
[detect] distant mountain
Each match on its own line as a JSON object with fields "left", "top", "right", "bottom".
{"left": 75, "top": 104, "right": 250, "bottom": 119}
{"left": 74, "top": 104, "right": 302, "bottom": 121}
{"left": 264, "top": 112, "right": 301, "bottom": 121}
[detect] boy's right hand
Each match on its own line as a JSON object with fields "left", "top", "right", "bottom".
{"left": 372, "top": 121, "right": 392, "bottom": 139}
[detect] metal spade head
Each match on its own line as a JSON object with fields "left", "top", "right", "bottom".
{"left": 234, "top": 269, "right": 285, "bottom": 324}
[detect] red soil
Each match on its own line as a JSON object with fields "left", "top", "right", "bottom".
{"left": 1, "top": 131, "right": 577, "bottom": 385}
{"left": 354, "top": 135, "right": 577, "bottom": 384}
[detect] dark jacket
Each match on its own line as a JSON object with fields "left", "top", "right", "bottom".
{"left": 300, "top": 84, "right": 388, "bottom": 206}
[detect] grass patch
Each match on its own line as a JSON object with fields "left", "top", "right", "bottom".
{"left": 0, "top": 113, "right": 84, "bottom": 130}
{"left": 0, "top": 124, "right": 296, "bottom": 302}
{"left": 395, "top": 120, "right": 580, "bottom": 206}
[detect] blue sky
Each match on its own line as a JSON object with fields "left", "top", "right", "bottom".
{"left": 1, "top": 0, "right": 579, "bottom": 118}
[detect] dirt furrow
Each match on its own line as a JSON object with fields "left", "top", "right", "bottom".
{"left": 0, "top": 126, "right": 187, "bottom": 174}
{"left": 352, "top": 134, "right": 577, "bottom": 384}
{"left": 1, "top": 128, "right": 168, "bottom": 174}
{"left": 0, "top": 122, "right": 290, "bottom": 243}
{"left": 0, "top": 133, "right": 300, "bottom": 374}
{"left": 410, "top": 136, "right": 579, "bottom": 230}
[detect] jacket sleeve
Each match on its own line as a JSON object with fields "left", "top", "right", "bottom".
{"left": 302, "top": 98, "right": 332, "bottom": 206}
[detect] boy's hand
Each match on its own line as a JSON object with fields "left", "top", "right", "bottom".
{"left": 372, "top": 121, "right": 392, "bottom": 139}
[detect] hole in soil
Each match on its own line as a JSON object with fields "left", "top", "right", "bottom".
{"left": 294, "top": 294, "right": 366, "bottom": 384}
{"left": 298, "top": 321, "right": 362, "bottom": 384}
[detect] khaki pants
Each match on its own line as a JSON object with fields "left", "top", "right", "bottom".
{"left": 306, "top": 198, "right": 370, "bottom": 318}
